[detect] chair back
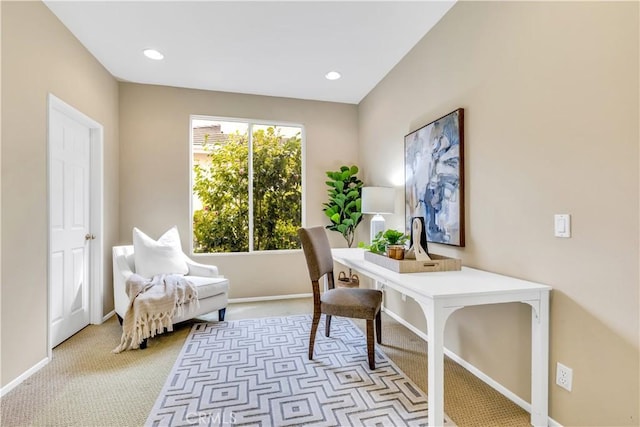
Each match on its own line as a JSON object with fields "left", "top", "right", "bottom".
{"left": 298, "top": 227, "right": 334, "bottom": 281}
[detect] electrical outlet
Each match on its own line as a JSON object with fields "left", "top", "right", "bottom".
{"left": 556, "top": 362, "right": 573, "bottom": 391}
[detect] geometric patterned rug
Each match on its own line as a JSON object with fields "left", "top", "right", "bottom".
{"left": 146, "top": 315, "right": 455, "bottom": 427}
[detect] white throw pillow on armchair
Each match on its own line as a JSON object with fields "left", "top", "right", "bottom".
{"left": 133, "top": 226, "right": 189, "bottom": 278}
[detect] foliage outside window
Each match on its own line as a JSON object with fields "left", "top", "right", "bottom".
{"left": 191, "top": 118, "right": 302, "bottom": 253}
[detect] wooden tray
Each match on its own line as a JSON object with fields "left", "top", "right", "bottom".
{"left": 364, "top": 251, "right": 461, "bottom": 273}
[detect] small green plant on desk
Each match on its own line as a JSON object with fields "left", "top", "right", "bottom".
{"left": 359, "top": 229, "right": 409, "bottom": 259}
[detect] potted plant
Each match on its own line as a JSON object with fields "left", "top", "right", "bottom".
{"left": 360, "top": 232, "right": 387, "bottom": 254}
{"left": 359, "top": 229, "right": 409, "bottom": 260}
{"left": 322, "top": 165, "right": 363, "bottom": 247}
{"left": 382, "top": 229, "right": 409, "bottom": 260}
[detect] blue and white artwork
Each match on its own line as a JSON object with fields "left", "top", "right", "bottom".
{"left": 405, "top": 109, "right": 464, "bottom": 246}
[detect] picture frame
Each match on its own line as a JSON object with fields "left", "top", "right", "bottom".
{"left": 405, "top": 108, "right": 465, "bottom": 247}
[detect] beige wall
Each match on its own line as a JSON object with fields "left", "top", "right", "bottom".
{"left": 359, "top": 2, "right": 639, "bottom": 425}
{"left": 118, "top": 83, "right": 358, "bottom": 299}
{"left": 1, "top": 2, "right": 119, "bottom": 387}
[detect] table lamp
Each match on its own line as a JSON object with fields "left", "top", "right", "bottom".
{"left": 361, "top": 186, "right": 395, "bottom": 244}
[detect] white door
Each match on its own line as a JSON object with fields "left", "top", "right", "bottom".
{"left": 49, "top": 108, "right": 92, "bottom": 347}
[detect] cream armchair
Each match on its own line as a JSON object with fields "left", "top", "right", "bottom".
{"left": 112, "top": 245, "right": 229, "bottom": 326}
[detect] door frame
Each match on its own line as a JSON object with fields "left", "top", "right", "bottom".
{"left": 47, "top": 93, "right": 104, "bottom": 355}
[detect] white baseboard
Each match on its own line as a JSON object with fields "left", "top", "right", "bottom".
{"left": 548, "top": 416, "right": 563, "bottom": 427}
{"left": 229, "top": 293, "right": 312, "bottom": 304}
{"left": 0, "top": 357, "right": 50, "bottom": 397}
{"left": 102, "top": 310, "right": 115, "bottom": 323}
{"left": 382, "top": 307, "right": 561, "bottom": 427}
{"left": 3, "top": 310, "right": 115, "bottom": 398}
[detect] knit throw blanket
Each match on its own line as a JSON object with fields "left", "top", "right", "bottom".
{"left": 112, "top": 274, "right": 199, "bottom": 353}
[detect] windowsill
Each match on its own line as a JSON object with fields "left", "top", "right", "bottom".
{"left": 190, "top": 249, "right": 303, "bottom": 257}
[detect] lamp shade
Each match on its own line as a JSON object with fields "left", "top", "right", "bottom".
{"left": 361, "top": 187, "right": 395, "bottom": 214}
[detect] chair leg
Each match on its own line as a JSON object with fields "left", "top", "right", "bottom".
{"left": 309, "top": 312, "right": 321, "bottom": 360}
{"left": 218, "top": 307, "right": 226, "bottom": 321}
{"left": 375, "top": 310, "right": 382, "bottom": 344}
{"left": 140, "top": 338, "right": 148, "bottom": 350}
{"left": 366, "top": 319, "right": 375, "bottom": 369}
{"left": 325, "top": 314, "right": 332, "bottom": 337}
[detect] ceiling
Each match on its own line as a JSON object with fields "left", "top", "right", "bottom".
{"left": 44, "top": 1, "right": 455, "bottom": 104}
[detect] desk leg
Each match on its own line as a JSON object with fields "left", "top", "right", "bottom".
{"left": 375, "top": 280, "right": 385, "bottom": 312}
{"left": 530, "top": 293, "right": 550, "bottom": 426}
{"left": 418, "top": 300, "right": 459, "bottom": 427}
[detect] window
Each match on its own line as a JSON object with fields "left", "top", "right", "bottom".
{"left": 191, "top": 117, "right": 303, "bottom": 253}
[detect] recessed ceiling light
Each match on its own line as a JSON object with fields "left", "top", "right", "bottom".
{"left": 143, "top": 49, "right": 164, "bottom": 60}
{"left": 325, "top": 71, "right": 341, "bottom": 81}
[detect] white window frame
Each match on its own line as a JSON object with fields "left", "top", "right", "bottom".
{"left": 189, "top": 115, "right": 306, "bottom": 255}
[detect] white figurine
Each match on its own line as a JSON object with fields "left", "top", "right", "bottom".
{"left": 406, "top": 217, "right": 431, "bottom": 261}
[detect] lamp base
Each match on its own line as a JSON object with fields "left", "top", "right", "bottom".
{"left": 370, "top": 214, "right": 386, "bottom": 244}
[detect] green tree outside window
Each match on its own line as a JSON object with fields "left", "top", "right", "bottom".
{"left": 192, "top": 120, "right": 302, "bottom": 253}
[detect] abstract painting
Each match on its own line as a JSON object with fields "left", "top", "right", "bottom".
{"left": 405, "top": 108, "right": 465, "bottom": 246}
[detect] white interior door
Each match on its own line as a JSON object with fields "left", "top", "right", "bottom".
{"left": 49, "top": 107, "right": 92, "bottom": 347}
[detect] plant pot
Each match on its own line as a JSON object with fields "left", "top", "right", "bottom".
{"left": 387, "top": 245, "right": 405, "bottom": 260}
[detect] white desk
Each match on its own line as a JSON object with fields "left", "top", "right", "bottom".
{"left": 332, "top": 248, "right": 551, "bottom": 427}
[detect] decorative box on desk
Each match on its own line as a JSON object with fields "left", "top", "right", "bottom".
{"left": 364, "top": 251, "right": 461, "bottom": 273}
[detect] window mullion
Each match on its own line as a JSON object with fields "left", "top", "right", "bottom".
{"left": 247, "top": 123, "right": 254, "bottom": 252}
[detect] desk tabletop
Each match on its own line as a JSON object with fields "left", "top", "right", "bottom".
{"left": 332, "top": 248, "right": 551, "bottom": 299}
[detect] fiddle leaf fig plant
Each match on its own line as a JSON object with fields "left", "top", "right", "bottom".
{"left": 322, "top": 165, "right": 363, "bottom": 247}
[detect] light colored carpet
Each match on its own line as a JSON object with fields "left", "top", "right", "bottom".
{"left": 0, "top": 297, "right": 530, "bottom": 426}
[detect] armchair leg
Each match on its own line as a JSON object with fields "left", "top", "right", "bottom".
{"left": 140, "top": 338, "right": 148, "bottom": 350}
{"left": 325, "top": 314, "right": 332, "bottom": 337}
{"left": 375, "top": 310, "right": 382, "bottom": 344}
{"left": 218, "top": 308, "right": 226, "bottom": 321}
{"left": 116, "top": 314, "right": 123, "bottom": 326}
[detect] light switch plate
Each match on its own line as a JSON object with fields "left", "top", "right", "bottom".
{"left": 554, "top": 214, "right": 571, "bottom": 238}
